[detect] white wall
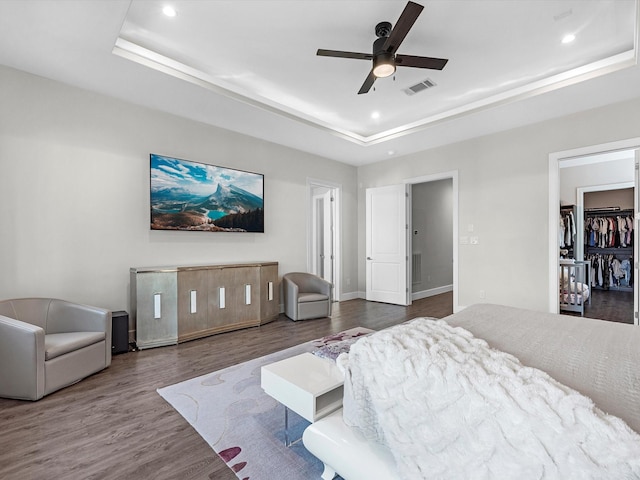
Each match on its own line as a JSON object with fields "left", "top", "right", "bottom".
{"left": 6, "top": 63, "right": 640, "bottom": 316}
{"left": 411, "top": 179, "right": 453, "bottom": 294}
{"left": 0, "top": 66, "right": 358, "bottom": 312}
{"left": 560, "top": 158, "right": 634, "bottom": 206}
{"left": 358, "top": 96, "right": 640, "bottom": 312}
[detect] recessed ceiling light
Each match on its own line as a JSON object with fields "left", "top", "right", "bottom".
{"left": 562, "top": 34, "right": 576, "bottom": 44}
{"left": 371, "top": 111, "right": 381, "bottom": 119}
{"left": 163, "top": 5, "right": 177, "bottom": 17}
{"left": 387, "top": 150, "right": 396, "bottom": 156}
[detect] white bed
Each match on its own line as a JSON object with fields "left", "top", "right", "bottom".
{"left": 303, "top": 303, "right": 640, "bottom": 480}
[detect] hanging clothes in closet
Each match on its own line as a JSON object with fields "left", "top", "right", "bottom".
{"left": 559, "top": 207, "right": 576, "bottom": 249}
{"left": 584, "top": 214, "right": 634, "bottom": 249}
{"left": 586, "top": 253, "right": 633, "bottom": 289}
{"left": 584, "top": 209, "right": 634, "bottom": 291}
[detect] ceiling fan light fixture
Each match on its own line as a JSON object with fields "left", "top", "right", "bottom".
{"left": 373, "top": 53, "right": 396, "bottom": 78}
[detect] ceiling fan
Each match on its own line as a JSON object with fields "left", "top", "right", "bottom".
{"left": 317, "top": 1, "right": 448, "bottom": 94}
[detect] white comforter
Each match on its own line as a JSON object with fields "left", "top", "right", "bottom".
{"left": 339, "top": 318, "right": 640, "bottom": 480}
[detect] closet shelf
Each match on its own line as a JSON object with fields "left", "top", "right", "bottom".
{"left": 584, "top": 208, "right": 634, "bottom": 216}
{"left": 584, "top": 246, "right": 633, "bottom": 254}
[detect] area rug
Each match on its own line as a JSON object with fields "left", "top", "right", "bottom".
{"left": 157, "top": 327, "right": 373, "bottom": 480}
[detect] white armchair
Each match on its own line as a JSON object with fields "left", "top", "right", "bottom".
{"left": 0, "top": 298, "right": 111, "bottom": 400}
{"left": 283, "top": 272, "right": 332, "bottom": 321}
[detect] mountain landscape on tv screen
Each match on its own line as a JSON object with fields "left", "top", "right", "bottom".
{"left": 150, "top": 155, "right": 264, "bottom": 232}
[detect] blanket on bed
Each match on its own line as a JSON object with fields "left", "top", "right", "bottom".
{"left": 339, "top": 318, "right": 640, "bottom": 480}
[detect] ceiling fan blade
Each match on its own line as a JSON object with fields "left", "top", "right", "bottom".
{"left": 396, "top": 54, "right": 448, "bottom": 70}
{"left": 382, "top": 1, "right": 424, "bottom": 54}
{"left": 317, "top": 49, "right": 373, "bottom": 60}
{"left": 358, "top": 70, "right": 377, "bottom": 95}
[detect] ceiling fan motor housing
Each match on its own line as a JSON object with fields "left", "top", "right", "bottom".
{"left": 373, "top": 29, "right": 395, "bottom": 77}
{"left": 373, "top": 36, "right": 389, "bottom": 54}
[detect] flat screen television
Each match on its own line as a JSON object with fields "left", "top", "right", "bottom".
{"left": 150, "top": 154, "right": 264, "bottom": 232}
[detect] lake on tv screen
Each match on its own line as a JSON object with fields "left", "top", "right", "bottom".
{"left": 207, "top": 211, "right": 227, "bottom": 220}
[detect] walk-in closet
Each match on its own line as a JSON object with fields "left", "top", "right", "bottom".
{"left": 559, "top": 152, "right": 636, "bottom": 324}
{"left": 582, "top": 189, "right": 634, "bottom": 322}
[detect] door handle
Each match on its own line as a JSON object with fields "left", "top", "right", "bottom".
{"left": 367, "top": 257, "right": 372, "bottom": 260}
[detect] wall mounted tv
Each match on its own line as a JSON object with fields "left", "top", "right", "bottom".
{"left": 150, "top": 154, "right": 264, "bottom": 232}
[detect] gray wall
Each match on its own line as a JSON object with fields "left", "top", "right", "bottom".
{"left": 0, "top": 66, "right": 358, "bottom": 311}
{"left": 584, "top": 188, "right": 634, "bottom": 210}
{"left": 357, "top": 96, "right": 640, "bottom": 312}
{"left": 411, "top": 179, "right": 453, "bottom": 294}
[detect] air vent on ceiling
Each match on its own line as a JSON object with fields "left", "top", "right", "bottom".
{"left": 404, "top": 78, "right": 437, "bottom": 96}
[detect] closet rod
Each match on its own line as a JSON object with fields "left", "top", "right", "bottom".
{"left": 584, "top": 208, "right": 634, "bottom": 215}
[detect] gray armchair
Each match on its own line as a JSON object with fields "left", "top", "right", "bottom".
{"left": 283, "top": 272, "right": 332, "bottom": 321}
{"left": 0, "top": 298, "right": 111, "bottom": 401}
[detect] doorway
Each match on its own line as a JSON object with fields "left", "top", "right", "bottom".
{"left": 307, "top": 179, "right": 340, "bottom": 302}
{"left": 549, "top": 139, "right": 640, "bottom": 325}
{"left": 364, "top": 171, "right": 459, "bottom": 311}
{"left": 563, "top": 160, "right": 635, "bottom": 323}
{"left": 410, "top": 179, "right": 455, "bottom": 302}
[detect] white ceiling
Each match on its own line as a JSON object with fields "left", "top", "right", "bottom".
{"left": 0, "top": 0, "right": 638, "bottom": 166}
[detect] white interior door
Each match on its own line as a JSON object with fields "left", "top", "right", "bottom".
{"left": 308, "top": 180, "right": 340, "bottom": 301}
{"left": 313, "top": 190, "right": 334, "bottom": 284}
{"left": 314, "top": 195, "right": 326, "bottom": 277}
{"left": 322, "top": 190, "right": 334, "bottom": 284}
{"left": 366, "top": 184, "right": 411, "bottom": 305}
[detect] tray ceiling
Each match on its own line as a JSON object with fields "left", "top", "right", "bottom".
{"left": 0, "top": 1, "right": 638, "bottom": 165}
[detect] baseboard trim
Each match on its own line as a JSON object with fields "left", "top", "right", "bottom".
{"left": 340, "top": 291, "right": 363, "bottom": 301}
{"left": 412, "top": 284, "right": 453, "bottom": 301}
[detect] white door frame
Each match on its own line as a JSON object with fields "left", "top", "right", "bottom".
{"left": 404, "top": 170, "right": 460, "bottom": 312}
{"left": 548, "top": 137, "right": 640, "bottom": 322}
{"left": 307, "top": 178, "right": 341, "bottom": 302}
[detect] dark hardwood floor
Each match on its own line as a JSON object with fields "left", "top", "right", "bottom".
{"left": 584, "top": 288, "right": 634, "bottom": 324}
{"left": 0, "top": 293, "right": 453, "bottom": 480}
{"left": 563, "top": 288, "right": 634, "bottom": 324}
